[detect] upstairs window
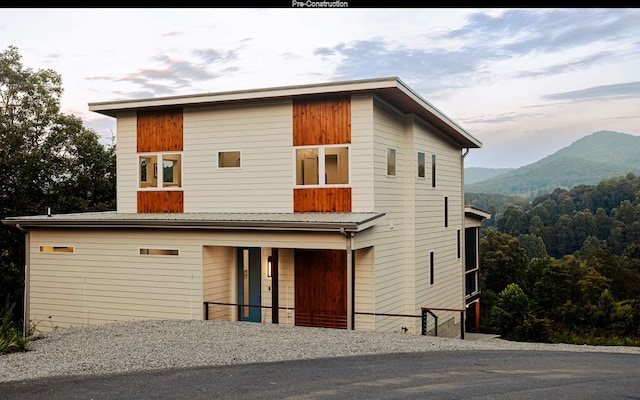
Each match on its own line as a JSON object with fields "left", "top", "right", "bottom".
{"left": 218, "top": 151, "right": 241, "bottom": 168}
{"left": 387, "top": 148, "right": 396, "bottom": 176}
{"left": 139, "top": 153, "right": 182, "bottom": 189}
{"left": 417, "top": 151, "right": 425, "bottom": 178}
{"left": 431, "top": 154, "right": 437, "bottom": 188}
{"left": 295, "top": 145, "right": 349, "bottom": 186}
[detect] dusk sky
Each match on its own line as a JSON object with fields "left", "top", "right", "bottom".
{"left": 2, "top": 8, "right": 639, "bottom": 168}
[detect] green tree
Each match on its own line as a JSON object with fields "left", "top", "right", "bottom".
{"left": 518, "top": 233, "right": 547, "bottom": 260}
{"left": 0, "top": 45, "right": 115, "bottom": 326}
{"left": 497, "top": 204, "right": 529, "bottom": 237}
{"left": 480, "top": 230, "right": 529, "bottom": 295}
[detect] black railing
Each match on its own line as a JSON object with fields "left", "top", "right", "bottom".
{"left": 204, "top": 302, "right": 465, "bottom": 339}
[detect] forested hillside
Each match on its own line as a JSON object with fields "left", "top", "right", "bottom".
{"left": 471, "top": 173, "right": 640, "bottom": 345}
{"left": 465, "top": 131, "right": 640, "bottom": 198}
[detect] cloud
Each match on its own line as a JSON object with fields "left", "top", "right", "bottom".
{"left": 446, "top": 9, "right": 640, "bottom": 56}
{"left": 544, "top": 81, "right": 640, "bottom": 101}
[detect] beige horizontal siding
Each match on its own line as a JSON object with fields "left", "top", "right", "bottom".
{"left": 116, "top": 113, "right": 137, "bottom": 213}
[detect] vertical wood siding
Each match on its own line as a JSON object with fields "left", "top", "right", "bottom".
{"left": 293, "top": 97, "right": 351, "bottom": 146}
{"left": 294, "top": 249, "right": 347, "bottom": 329}
{"left": 137, "top": 191, "right": 184, "bottom": 213}
{"left": 293, "top": 188, "right": 352, "bottom": 212}
{"left": 137, "top": 109, "right": 184, "bottom": 152}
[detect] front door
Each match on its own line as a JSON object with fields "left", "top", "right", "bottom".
{"left": 237, "top": 247, "right": 262, "bottom": 322}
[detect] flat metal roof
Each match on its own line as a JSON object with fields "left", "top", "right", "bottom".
{"left": 2, "top": 211, "right": 385, "bottom": 233}
{"left": 88, "top": 76, "right": 482, "bottom": 149}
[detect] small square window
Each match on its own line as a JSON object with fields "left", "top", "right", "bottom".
{"left": 218, "top": 151, "right": 241, "bottom": 168}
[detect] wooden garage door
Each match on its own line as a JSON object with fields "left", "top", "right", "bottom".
{"left": 294, "top": 249, "right": 347, "bottom": 329}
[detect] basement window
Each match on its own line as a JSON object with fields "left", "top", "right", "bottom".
{"left": 139, "top": 248, "right": 180, "bottom": 256}
{"left": 40, "top": 246, "right": 74, "bottom": 253}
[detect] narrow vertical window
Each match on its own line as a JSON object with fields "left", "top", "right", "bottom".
{"left": 457, "top": 229, "right": 461, "bottom": 259}
{"left": 387, "top": 148, "right": 396, "bottom": 176}
{"left": 430, "top": 251, "right": 435, "bottom": 285}
{"left": 417, "top": 151, "right": 425, "bottom": 178}
{"left": 432, "top": 154, "right": 436, "bottom": 188}
{"left": 444, "top": 196, "right": 449, "bottom": 227}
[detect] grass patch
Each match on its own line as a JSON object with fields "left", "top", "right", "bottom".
{"left": 0, "top": 303, "right": 34, "bottom": 355}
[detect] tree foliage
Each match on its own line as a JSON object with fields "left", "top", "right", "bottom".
{"left": 0, "top": 45, "right": 115, "bottom": 325}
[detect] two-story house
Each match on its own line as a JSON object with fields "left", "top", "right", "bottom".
{"left": 3, "top": 77, "right": 484, "bottom": 337}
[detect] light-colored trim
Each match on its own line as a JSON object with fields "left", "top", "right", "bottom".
{"left": 217, "top": 150, "right": 242, "bottom": 169}
{"left": 293, "top": 144, "right": 351, "bottom": 188}
{"left": 137, "top": 151, "right": 184, "bottom": 190}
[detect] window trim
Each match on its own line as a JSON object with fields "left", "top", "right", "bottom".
{"left": 217, "top": 150, "right": 242, "bottom": 169}
{"left": 293, "top": 144, "right": 351, "bottom": 188}
{"left": 387, "top": 147, "right": 397, "bottom": 177}
{"left": 138, "top": 152, "right": 183, "bottom": 190}
{"left": 139, "top": 247, "right": 180, "bottom": 256}
{"left": 431, "top": 154, "right": 436, "bottom": 188}
{"left": 39, "top": 245, "right": 75, "bottom": 254}
{"left": 429, "top": 251, "right": 435, "bottom": 286}
{"left": 417, "top": 151, "right": 426, "bottom": 179}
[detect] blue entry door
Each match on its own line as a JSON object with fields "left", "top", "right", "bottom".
{"left": 237, "top": 247, "right": 262, "bottom": 322}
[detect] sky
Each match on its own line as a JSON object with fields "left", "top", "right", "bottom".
{"left": 1, "top": 7, "right": 639, "bottom": 169}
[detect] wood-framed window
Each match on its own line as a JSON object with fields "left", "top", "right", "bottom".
{"left": 139, "top": 153, "right": 182, "bottom": 189}
{"left": 295, "top": 145, "right": 350, "bottom": 186}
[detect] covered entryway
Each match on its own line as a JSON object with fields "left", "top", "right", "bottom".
{"left": 294, "top": 249, "right": 347, "bottom": 329}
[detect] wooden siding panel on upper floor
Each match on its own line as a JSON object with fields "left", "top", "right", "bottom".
{"left": 137, "top": 109, "right": 184, "bottom": 152}
{"left": 137, "top": 191, "right": 184, "bottom": 213}
{"left": 293, "top": 188, "right": 352, "bottom": 212}
{"left": 293, "top": 97, "right": 351, "bottom": 146}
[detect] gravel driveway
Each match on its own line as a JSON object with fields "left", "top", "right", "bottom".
{"left": 2, "top": 319, "right": 639, "bottom": 383}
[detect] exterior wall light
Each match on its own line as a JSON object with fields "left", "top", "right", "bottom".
{"left": 267, "top": 256, "right": 272, "bottom": 278}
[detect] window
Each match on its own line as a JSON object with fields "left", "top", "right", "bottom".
{"left": 457, "top": 230, "right": 461, "bottom": 258}
{"left": 139, "top": 153, "right": 182, "bottom": 189}
{"left": 431, "top": 154, "right": 436, "bottom": 188}
{"left": 218, "top": 151, "right": 241, "bottom": 168}
{"left": 430, "top": 251, "right": 435, "bottom": 285}
{"left": 387, "top": 148, "right": 396, "bottom": 176}
{"left": 444, "top": 196, "right": 449, "bottom": 228}
{"left": 40, "top": 246, "right": 74, "bottom": 253}
{"left": 417, "top": 152, "right": 425, "bottom": 178}
{"left": 139, "top": 248, "right": 179, "bottom": 256}
{"left": 295, "top": 146, "right": 349, "bottom": 186}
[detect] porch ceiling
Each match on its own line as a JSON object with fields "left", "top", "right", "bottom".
{"left": 2, "top": 211, "right": 385, "bottom": 233}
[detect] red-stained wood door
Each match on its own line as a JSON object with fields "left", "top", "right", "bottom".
{"left": 294, "top": 249, "right": 347, "bottom": 329}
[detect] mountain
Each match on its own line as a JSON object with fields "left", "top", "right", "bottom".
{"left": 465, "top": 167, "right": 514, "bottom": 184}
{"left": 465, "top": 130, "right": 640, "bottom": 199}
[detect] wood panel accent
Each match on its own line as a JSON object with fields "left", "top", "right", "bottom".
{"left": 293, "top": 188, "right": 352, "bottom": 212}
{"left": 137, "top": 191, "right": 184, "bottom": 213}
{"left": 295, "top": 249, "right": 347, "bottom": 329}
{"left": 137, "top": 109, "right": 184, "bottom": 152}
{"left": 293, "top": 97, "right": 351, "bottom": 146}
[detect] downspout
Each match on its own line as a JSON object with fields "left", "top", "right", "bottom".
{"left": 340, "top": 228, "right": 355, "bottom": 330}
{"left": 15, "top": 224, "right": 29, "bottom": 338}
{"left": 460, "top": 148, "right": 469, "bottom": 338}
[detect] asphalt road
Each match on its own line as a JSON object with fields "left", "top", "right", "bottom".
{"left": 2, "top": 350, "right": 639, "bottom": 399}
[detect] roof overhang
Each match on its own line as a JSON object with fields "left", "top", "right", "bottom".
{"left": 2, "top": 211, "right": 385, "bottom": 233}
{"left": 88, "top": 76, "right": 482, "bottom": 149}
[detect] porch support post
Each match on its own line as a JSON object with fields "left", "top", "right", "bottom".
{"left": 345, "top": 231, "right": 354, "bottom": 331}
{"left": 475, "top": 300, "right": 480, "bottom": 333}
{"left": 271, "top": 248, "right": 279, "bottom": 324}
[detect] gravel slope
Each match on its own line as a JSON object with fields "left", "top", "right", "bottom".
{"left": 2, "top": 319, "right": 639, "bottom": 383}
